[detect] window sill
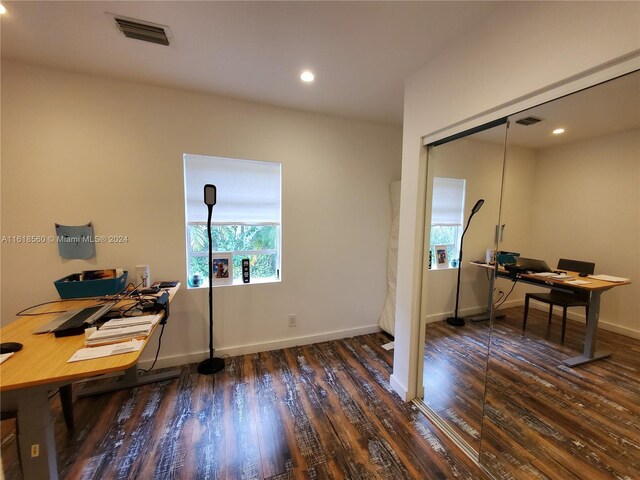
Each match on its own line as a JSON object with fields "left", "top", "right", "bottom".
{"left": 187, "top": 276, "right": 281, "bottom": 289}
{"left": 429, "top": 265, "right": 459, "bottom": 271}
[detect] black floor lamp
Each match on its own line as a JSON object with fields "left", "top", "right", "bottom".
{"left": 198, "top": 184, "right": 225, "bottom": 374}
{"left": 446, "top": 199, "right": 485, "bottom": 327}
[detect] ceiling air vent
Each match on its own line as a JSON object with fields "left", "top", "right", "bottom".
{"left": 113, "top": 16, "right": 171, "bottom": 46}
{"left": 515, "top": 116, "right": 542, "bottom": 126}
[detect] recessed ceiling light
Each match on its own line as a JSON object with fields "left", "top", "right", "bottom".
{"left": 0, "top": 4, "right": 7, "bottom": 14}
{"left": 552, "top": 128, "right": 565, "bottom": 135}
{"left": 300, "top": 70, "right": 315, "bottom": 83}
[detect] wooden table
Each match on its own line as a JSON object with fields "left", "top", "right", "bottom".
{"left": 472, "top": 262, "right": 631, "bottom": 366}
{"left": 0, "top": 284, "right": 180, "bottom": 480}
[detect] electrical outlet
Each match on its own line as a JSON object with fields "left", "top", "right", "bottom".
{"left": 288, "top": 314, "right": 297, "bottom": 327}
{"left": 31, "top": 444, "right": 40, "bottom": 457}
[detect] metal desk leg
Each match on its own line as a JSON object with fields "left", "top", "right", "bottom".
{"left": 59, "top": 384, "right": 74, "bottom": 430}
{"left": 469, "top": 267, "right": 506, "bottom": 322}
{"left": 563, "top": 290, "right": 612, "bottom": 367}
{"left": 16, "top": 388, "right": 58, "bottom": 480}
{"left": 76, "top": 364, "right": 180, "bottom": 398}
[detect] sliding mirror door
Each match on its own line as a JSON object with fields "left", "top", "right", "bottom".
{"left": 420, "top": 123, "right": 507, "bottom": 455}
{"left": 480, "top": 71, "right": 640, "bottom": 479}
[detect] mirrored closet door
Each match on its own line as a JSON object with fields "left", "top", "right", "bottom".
{"left": 479, "top": 70, "right": 640, "bottom": 479}
{"left": 420, "top": 122, "right": 507, "bottom": 456}
{"left": 418, "top": 71, "right": 639, "bottom": 476}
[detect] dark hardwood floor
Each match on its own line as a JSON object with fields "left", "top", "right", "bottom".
{"left": 1, "top": 332, "right": 489, "bottom": 480}
{"left": 423, "top": 306, "right": 640, "bottom": 480}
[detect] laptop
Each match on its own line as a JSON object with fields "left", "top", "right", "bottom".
{"left": 505, "top": 257, "right": 552, "bottom": 274}
{"left": 33, "top": 302, "right": 116, "bottom": 334}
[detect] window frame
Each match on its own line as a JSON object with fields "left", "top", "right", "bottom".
{"left": 186, "top": 221, "right": 281, "bottom": 286}
{"left": 429, "top": 176, "right": 466, "bottom": 270}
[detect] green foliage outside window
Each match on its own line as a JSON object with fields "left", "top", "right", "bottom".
{"left": 188, "top": 224, "right": 279, "bottom": 281}
{"left": 429, "top": 225, "right": 460, "bottom": 267}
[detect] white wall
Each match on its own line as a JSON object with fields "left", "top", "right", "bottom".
{"left": 527, "top": 128, "right": 640, "bottom": 336}
{"left": 1, "top": 61, "right": 402, "bottom": 366}
{"left": 422, "top": 137, "right": 506, "bottom": 322}
{"left": 394, "top": 1, "right": 640, "bottom": 400}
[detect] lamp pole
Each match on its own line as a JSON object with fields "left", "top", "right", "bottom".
{"left": 446, "top": 199, "right": 484, "bottom": 327}
{"left": 198, "top": 184, "right": 225, "bottom": 374}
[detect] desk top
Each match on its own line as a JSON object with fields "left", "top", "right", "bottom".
{"left": 0, "top": 285, "right": 179, "bottom": 392}
{"left": 472, "top": 262, "right": 631, "bottom": 292}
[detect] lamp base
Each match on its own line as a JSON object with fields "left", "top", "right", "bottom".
{"left": 446, "top": 316, "right": 466, "bottom": 327}
{"left": 197, "top": 357, "right": 225, "bottom": 375}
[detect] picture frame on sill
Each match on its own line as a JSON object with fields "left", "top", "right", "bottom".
{"left": 212, "top": 252, "right": 233, "bottom": 285}
{"left": 435, "top": 245, "right": 448, "bottom": 268}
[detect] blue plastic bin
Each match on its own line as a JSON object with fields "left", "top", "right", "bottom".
{"left": 54, "top": 271, "right": 128, "bottom": 298}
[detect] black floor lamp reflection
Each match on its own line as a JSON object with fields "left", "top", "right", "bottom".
{"left": 198, "top": 184, "right": 225, "bottom": 374}
{"left": 446, "top": 199, "right": 485, "bottom": 327}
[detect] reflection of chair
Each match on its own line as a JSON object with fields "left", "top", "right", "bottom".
{"left": 523, "top": 259, "right": 595, "bottom": 344}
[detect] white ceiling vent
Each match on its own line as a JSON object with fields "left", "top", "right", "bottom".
{"left": 111, "top": 14, "right": 172, "bottom": 46}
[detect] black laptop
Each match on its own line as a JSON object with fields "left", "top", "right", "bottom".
{"left": 505, "top": 257, "right": 552, "bottom": 274}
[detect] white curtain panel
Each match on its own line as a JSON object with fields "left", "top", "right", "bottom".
{"left": 379, "top": 180, "right": 401, "bottom": 336}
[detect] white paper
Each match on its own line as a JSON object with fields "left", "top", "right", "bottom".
{"left": 86, "top": 324, "right": 152, "bottom": 343}
{"left": 0, "top": 352, "right": 14, "bottom": 364}
{"left": 565, "top": 280, "right": 591, "bottom": 286}
{"left": 100, "top": 314, "right": 160, "bottom": 329}
{"left": 589, "top": 274, "right": 630, "bottom": 283}
{"left": 68, "top": 339, "right": 144, "bottom": 362}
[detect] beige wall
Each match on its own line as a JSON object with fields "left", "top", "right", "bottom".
{"left": 528, "top": 128, "right": 640, "bottom": 336}
{"left": 422, "top": 137, "right": 506, "bottom": 321}
{"left": 1, "top": 61, "right": 402, "bottom": 366}
{"left": 394, "top": 2, "right": 640, "bottom": 399}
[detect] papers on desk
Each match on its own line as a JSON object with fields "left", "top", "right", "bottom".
{"left": 66, "top": 315, "right": 160, "bottom": 362}
{"left": 68, "top": 339, "right": 144, "bottom": 363}
{"left": 533, "top": 272, "right": 574, "bottom": 281}
{"left": 100, "top": 315, "right": 160, "bottom": 330}
{"left": 565, "top": 280, "right": 592, "bottom": 286}
{"left": 84, "top": 315, "right": 161, "bottom": 346}
{"left": 588, "top": 274, "right": 630, "bottom": 283}
{"left": 0, "top": 352, "right": 15, "bottom": 364}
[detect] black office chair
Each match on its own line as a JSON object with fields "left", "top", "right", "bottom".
{"left": 522, "top": 258, "right": 595, "bottom": 344}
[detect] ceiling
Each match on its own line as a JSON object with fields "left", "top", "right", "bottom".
{"left": 0, "top": 1, "right": 502, "bottom": 125}
{"left": 471, "top": 70, "right": 640, "bottom": 149}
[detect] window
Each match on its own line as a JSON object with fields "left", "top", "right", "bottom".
{"left": 184, "top": 154, "right": 281, "bottom": 286}
{"left": 429, "top": 177, "right": 465, "bottom": 269}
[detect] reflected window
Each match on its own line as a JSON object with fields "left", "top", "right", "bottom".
{"left": 430, "top": 177, "right": 465, "bottom": 269}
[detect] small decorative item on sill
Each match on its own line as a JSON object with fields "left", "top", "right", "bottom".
{"left": 435, "top": 245, "right": 448, "bottom": 269}
{"left": 212, "top": 252, "right": 233, "bottom": 285}
{"left": 242, "top": 258, "right": 250, "bottom": 283}
{"left": 190, "top": 273, "right": 203, "bottom": 287}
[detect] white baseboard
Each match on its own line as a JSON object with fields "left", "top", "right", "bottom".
{"left": 138, "top": 324, "right": 382, "bottom": 370}
{"left": 425, "top": 298, "right": 639, "bottom": 340}
{"left": 390, "top": 373, "right": 409, "bottom": 401}
{"left": 528, "top": 299, "right": 640, "bottom": 340}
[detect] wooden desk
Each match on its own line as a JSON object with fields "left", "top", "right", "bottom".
{"left": 0, "top": 285, "right": 180, "bottom": 480}
{"left": 474, "top": 263, "right": 631, "bottom": 366}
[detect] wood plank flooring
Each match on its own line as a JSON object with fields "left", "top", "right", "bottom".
{"left": 423, "top": 306, "right": 640, "bottom": 480}
{"left": 1, "top": 332, "right": 489, "bottom": 480}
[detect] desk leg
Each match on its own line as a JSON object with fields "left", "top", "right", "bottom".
{"left": 563, "top": 291, "right": 612, "bottom": 367}
{"left": 16, "top": 388, "right": 58, "bottom": 480}
{"left": 469, "top": 268, "right": 506, "bottom": 323}
{"left": 76, "top": 365, "right": 180, "bottom": 398}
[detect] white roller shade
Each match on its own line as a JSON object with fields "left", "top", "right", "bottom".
{"left": 431, "top": 177, "right": 465, "bottom": 226}
{"left": 184, "top": 154, "right": 281, "bottom": 223}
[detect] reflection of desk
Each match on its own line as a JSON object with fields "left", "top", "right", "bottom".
{"left": 0, "top": 285, "right": 180, "bottom": 480}
{"left": 478, "top": 263, "right": 631, "bottom": 367}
